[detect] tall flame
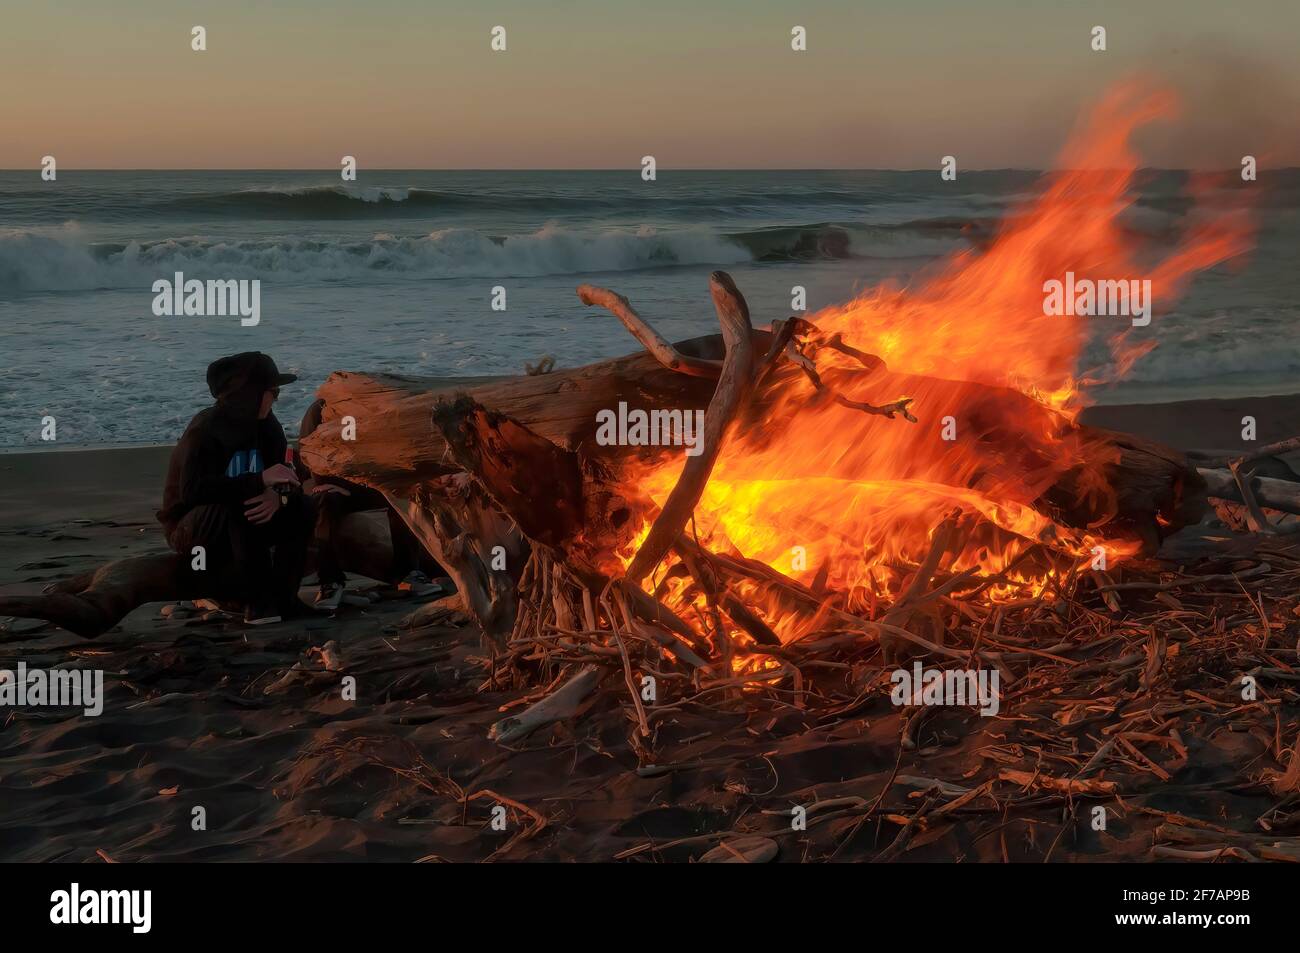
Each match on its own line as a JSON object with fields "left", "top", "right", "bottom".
{"left": 629, "top": 82, "right": 1253, "bottom": 642}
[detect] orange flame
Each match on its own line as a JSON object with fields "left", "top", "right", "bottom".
{"left": 628, "top": 82, "right": 1253, "bottom": 645}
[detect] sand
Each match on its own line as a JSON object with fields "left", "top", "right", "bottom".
{"left": 2, "top": 394, "right": 1299, "bottom": 862}
{"left": 1080, "top": 394, "right": 1300, "bottom": 457}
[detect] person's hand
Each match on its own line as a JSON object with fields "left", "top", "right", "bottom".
{"left": 244, "top": 488, "right": 282, "bottom": 524}
{"left": 305, "top": 478, "right": 351, "bottom": 497}
{"left": 261, "top": 463, "right": 300, "bottom": 488}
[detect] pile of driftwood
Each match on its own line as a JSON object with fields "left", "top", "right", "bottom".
{"left": 289, "top": 272, "right": 1300, "bottom": 757}
{"left": 600, "top": 535, "right": 1300, "bottom": 862}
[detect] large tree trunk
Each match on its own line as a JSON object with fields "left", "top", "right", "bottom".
{"left": 297, "top": 276, "right": 1207, "bottom": 654}
{"left": 301, "top": 353, "right": 1196, "bottom": 546}
{"left": 299, "top": 348, "right": 1205, "bottom": 570}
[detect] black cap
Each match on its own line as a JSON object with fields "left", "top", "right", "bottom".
{"left": 206, "top": 352, "right": 297, "bottom": 400}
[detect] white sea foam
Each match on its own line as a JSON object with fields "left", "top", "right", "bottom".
{"left": 0, "top": 223, "right": 752, "bottom": 292}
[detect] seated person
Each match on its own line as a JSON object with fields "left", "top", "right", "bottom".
{"left": 157, "top": 352, "right": 311, "bottom": 625}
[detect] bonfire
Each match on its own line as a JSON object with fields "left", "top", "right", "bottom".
{"left": 290, "top": 83, "right": 1269, "bottom": 741}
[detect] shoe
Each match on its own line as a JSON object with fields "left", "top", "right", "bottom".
{"left": 315, "top": 583, "right": 345, "bottom": 610}
{"left": 397, "top": 571, "right": 443, "bottom": 597}
{"left": 243, "top": 602, "right": 282, "bottom": 626}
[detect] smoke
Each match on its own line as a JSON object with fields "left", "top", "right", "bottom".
{"left": 1133, "top": 41, "right": 1300, "bottom": 168}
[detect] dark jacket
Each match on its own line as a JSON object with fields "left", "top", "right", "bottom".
{"left": 157, "top": 354, "right": 292, "bottom": 539}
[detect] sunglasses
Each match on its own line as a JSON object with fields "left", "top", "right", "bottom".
{"left": 269, "top": 387, "right": 280, "bottom": 399}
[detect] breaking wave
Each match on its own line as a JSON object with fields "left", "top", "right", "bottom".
{"left": 0, "top": 221, "right": 974, "bottom": 293}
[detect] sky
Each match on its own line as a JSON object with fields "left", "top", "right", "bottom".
{"left": 1, "top": 0, "right": 1297, "bottom": 169}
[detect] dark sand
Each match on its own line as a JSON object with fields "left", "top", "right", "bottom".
{"left": 2, "top": 394, "right": 1299, "bottom": 862}
{"left": 1081, "top": 393, "right": 1300, "bottom": 457}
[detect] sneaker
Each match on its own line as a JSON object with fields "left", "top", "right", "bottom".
{"left": 243, "top": 602, "right": 282, "bottom": 626}
{"left": 397, "top": 571, "right": 442, "bottom": 597}
{"left": 315, "top": 583, "right": 345, "bottom": 610}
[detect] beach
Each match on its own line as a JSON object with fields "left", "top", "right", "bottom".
{"left": 3, "top": 392, "right": 1298, "bottom": 862}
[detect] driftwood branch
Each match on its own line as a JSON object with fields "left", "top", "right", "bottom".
{"left": 487, "top": 664, "right": 605, "bottom": 744}
{"left": 1200, "top": 436, "right": 1300, "bottom": 469}
{"left": 625, "top": 272, "right": 755, "bottom": 584}
{"left": 385, "top": 482, "right": 524, "bottom": 652}
{"left": 1198, "top": 467, "right": 1300, "bottom": 517}
{"left": 576, "top": 284, "right": 723, "bottom": 378}
{"left": 784, "top": 342, "right": 917, "bottom": 421}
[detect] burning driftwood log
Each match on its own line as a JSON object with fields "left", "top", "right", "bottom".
{"left": 298, "top": 278, "right": 1205, "bottom": 590}
{"left": 302, "top": 304, "right": 1206, "bottom": 546}
{"left": 285, "top": 271, "right": 1227, "bottom": 744}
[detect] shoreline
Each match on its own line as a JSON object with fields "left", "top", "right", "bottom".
{"left": 5, "top": 391, "right": 1300, "bottom": 457}
{"left": 0, "top": 441, "right": 171, "bottom": 455}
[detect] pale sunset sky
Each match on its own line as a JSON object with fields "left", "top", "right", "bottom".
{"left": 1, "top": 0, "right": 1297, "bottom": 169}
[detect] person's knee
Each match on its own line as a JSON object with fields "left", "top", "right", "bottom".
{"left": 171, "top": 502, "right": 239, "bottom": 551}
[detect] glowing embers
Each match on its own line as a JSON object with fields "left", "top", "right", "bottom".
{"left": 636, "top": 487, "right": 1128, "bottom": 650}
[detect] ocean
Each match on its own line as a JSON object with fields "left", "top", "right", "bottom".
{"left": 1, "top": 169, "right": 1297, "bottom": 449}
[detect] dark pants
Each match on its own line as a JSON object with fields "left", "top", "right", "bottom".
{"left": 168, "top": 496, "right": 312, "bottom": 610}
{"left": 313, "top": 482, "right": 428, "bottom": 586}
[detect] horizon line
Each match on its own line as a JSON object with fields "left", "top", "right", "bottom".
{"left": 4, "top": 166, "right": 1292, "bottom": 174}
